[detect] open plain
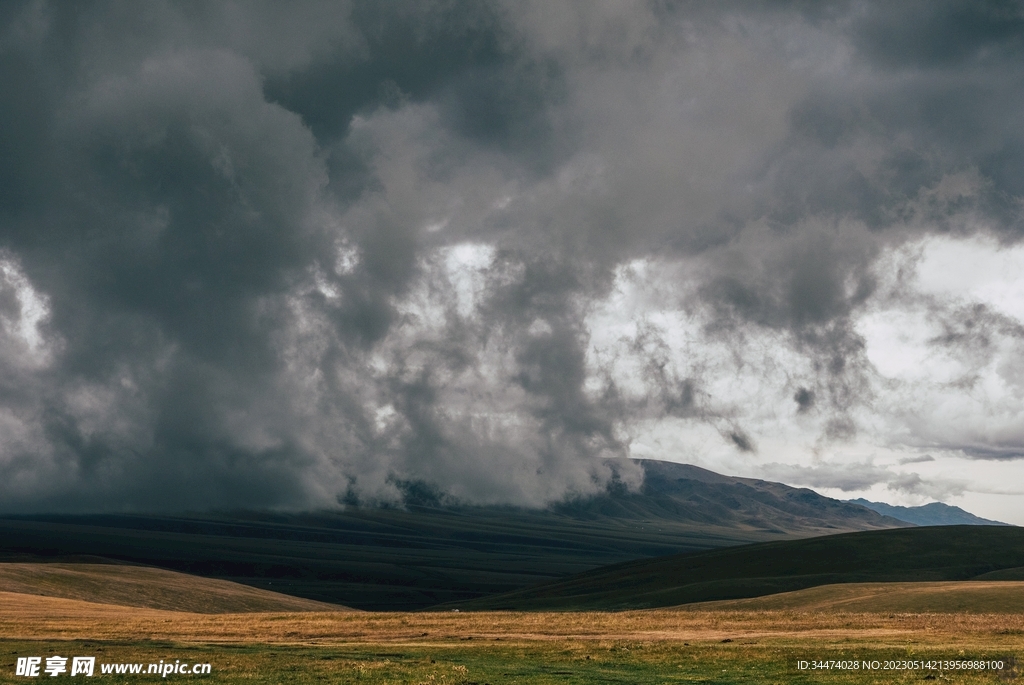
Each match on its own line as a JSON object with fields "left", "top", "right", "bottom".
{"left": 5, "top": 528, "right": 1024, "bottom": 681}
{"left": 3, "top": 586, "right": 1024, "bottom": 683}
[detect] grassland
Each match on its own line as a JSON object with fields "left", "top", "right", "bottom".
{"left": 0, "top": 459, "right": 903, "bottom": 611}
{"left": 0, "top": 564, "right": 349, "bottom": 613}
{"left": 454, "top": 525, "right": 1024, "bottom": 610}
{"left": 4, "top": 525, "right": 1024, "bottom": 681}
{"left": 687, "top": 581, "right": 1024, "bottom": 614}
{"left": 0, "top": 509, "right": 779, "bottom": 612}
{"left": 3, "top": 588, "right": 1024, "bottom": 683}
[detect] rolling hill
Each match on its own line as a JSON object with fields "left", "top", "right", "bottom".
{"left": 0, "top": 563, "right": 349, "bottom": 613}
{"left": 683, "top": 580, "right": 1024, "bottom": 614}
{"left": 446, "top": 525, "right": 1024, "bottom": 611}
{"left": 0, "top": 459, "right": 904, "bottom": 610}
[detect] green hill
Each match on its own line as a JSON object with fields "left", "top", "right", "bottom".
{"left": 683, "top": 580, "right": 1024, "bottom": 614}
{"left": 446, "top": 525, "right": 1024, "bottom": 611}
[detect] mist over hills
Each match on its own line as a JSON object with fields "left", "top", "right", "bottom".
{"left": 848, "top": 499, "right": 1007, "bottom": 526}
{"left": 0, "top": 460, "right": 901, "bottom": 610}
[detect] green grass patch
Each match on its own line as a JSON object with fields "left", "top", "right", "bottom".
{"left": 2, "top": 640, "right": 1019, "bottom": 684}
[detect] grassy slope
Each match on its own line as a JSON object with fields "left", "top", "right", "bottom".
{"left": 0, "top": 461, "right": 903, "bottom": 610}
{"left": 0, "top": 460, "right": 907, "bottom": 611}
{"left": 0, "top": 511, "right": 771, "bottom": 611}
{"left": 449, "top": 525, "right": 1024, "bottom": 610}
{"left": 0, "top": 563, "right": 350, "bottom": 613}
{"left": 686, "top": 580, "right": 1024, "bottom": 613}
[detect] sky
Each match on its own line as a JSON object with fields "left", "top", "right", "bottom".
{"left": 1, "top": 1, "right": 1024, "bottom": 522}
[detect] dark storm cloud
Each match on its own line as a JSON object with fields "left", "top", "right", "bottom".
{"left": 900, "top": 454, "right": 935, "bottom": 465}
{"left": 758, "top": 461, "right": 966, "bottom": 499}
{"left": 793, "top": 387, "right": 815, "bottom": 413}
{"left": 956, "top": 445, "right": 1024, "bottom": 460}
{"left": 0, "top": 0, "right": 1022, "bottom": 511}
{"left": 851, "top": 0, "right": 1024, "bottom": 69}
{"left": 759, "top": 461, "right": 892, "bottom": 492}
{"left": 727, "top": 429, "right": 755, "bottom": 453}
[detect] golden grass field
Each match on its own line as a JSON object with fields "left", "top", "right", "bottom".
{"left": 0, "top": 563, "right": 348, "bottom": 613}
{"left": 3, "top": 586, "right": 1024, "bottom": 644}
{"left": 3, "top": 565, "right": 1024, "bottom": 682}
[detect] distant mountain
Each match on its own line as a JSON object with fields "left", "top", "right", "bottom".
{"left": 848, "top": 498, "right": 1008, "bottom": 526}
{"left": 447, "top": 525, "right": 1024, "bottom": 611}
{"left": 566, "top": 459, "right": 909, "bottom": 536}
{"left": 0, "top": 459, "right": 906, "bottom": 610}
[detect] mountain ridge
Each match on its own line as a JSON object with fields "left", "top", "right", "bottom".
{"left": 560, "top": 459, "right": 909, "bottom": 534}
{"left": 848, "top": 498, "right": 1007, "bottom": 526}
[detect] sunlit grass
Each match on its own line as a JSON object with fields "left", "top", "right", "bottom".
{"left": 2, "top": 638, "right": 1018, "bottom": 683}
{"left": 2, "top": 592, "right": 1023, "bottom": 683}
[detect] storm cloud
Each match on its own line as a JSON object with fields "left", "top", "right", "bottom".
{"left": 1, "top": 1, "right": 1023, "bottom": 512}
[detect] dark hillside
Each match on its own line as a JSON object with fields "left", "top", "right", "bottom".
{"left": 0, "top": 507, "right": 746, "bottom": 610}
{"left": 0, "top": 459, "right": 903, "bottom": 610}
{"left": 449, "top": 525, "right": 1024, "bottom": 611}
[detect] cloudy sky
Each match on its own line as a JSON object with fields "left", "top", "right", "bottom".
{"left": 2, "top": 1, "right": 1024, "bottom": 522}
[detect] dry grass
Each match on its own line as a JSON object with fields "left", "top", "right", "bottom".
{"left": 5, "top": 589, "right": 1024, "bottom": 683}
{"left": 3, "top": 589, "right": 1024, "bottom": 649}
{"left": 0, "top": 563, "right": 350, "bottom": 613}
{"left": 683, "top": 580, "right": 1024, "bottom": 614}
